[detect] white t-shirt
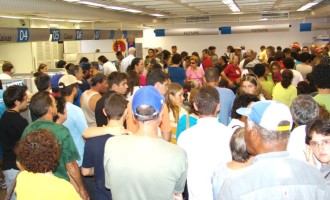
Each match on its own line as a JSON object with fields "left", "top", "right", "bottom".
{"left": 103, "top": 61, "right": 117, "bottom": 75}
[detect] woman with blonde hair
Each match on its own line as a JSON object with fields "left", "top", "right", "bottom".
{"left": 165, "top": 83, "right": 187, "bottom": 143}
{"left": 186, "top": 56, "right": 204, "bottom": 87}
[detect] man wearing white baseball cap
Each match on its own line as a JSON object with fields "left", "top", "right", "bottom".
{"left": 219, "top": 100, "right": 329, "bottom": 200}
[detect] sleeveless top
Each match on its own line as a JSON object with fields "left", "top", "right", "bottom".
{"left": 81, "top": 91, "right": 99, "bottom": 127}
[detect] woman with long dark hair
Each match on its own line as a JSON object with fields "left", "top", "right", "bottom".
{"left": 272, "top": 69, "right": 297, "bottom": 107}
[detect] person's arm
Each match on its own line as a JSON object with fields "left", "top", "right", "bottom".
{"left": 83, "top": 126, "right": 108, "bottom": 139}
{"left": 66, "top": 161, "right": 90, "bottom": 200}
{"left": 221, "top": 71, "right": 233, "bottom": 88}
{"left": 160, "top": 104, "right": 172, "bottom": 142}
{"left": 81, "top": 167, "right": 94, "bottom": 176}
{"left": 89, "top": 94, "right": 102, "bottom": 112}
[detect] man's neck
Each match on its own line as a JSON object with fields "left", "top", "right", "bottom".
{"left": 64, "top": 94, "right": 74, "bottom": 103}
{"left": 135, "top": 121, "right": 161, "bottom": 139}
{"left": 9, "top": 106, "right": 20, "bottom": 113}
{"left": 39, "top": 114, "right": 53, "bottom": 121}
{"left": 318, "top": 88, "right": 330, "bottom": 95}
{"left": 206, "top": 82, "right": 219, "bottom": 87}
{"left": 256, "top": 141, "right": 287, "bottom": 155}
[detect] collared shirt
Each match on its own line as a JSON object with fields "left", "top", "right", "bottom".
{"left": 219, "top": 151, "right": 330, "bottom": 200}
{"left": 177, "top": 117, "right": 233, "bottom": 200}
{"left": 121, "top": 54, "right": 135, "bottom": 72}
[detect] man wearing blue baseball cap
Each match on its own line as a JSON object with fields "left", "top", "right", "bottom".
{"left": 219, "top": 100, "right": 329, "bottom": 199}
{"left": 104, "top": 86, "right": 187, "bottom": 200}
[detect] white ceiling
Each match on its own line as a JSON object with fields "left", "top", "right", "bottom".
{"left": 0, "top": 0, "right": 329, "bottom": 29}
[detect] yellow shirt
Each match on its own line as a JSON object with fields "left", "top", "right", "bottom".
{"left": 16, "top": 171, "right": 81, "bottom": 200}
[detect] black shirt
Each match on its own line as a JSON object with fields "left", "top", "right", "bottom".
{"left": 0, "top": 110, "right": 28, "bottom": 170}
{"left": 95, "top": 90, "right": 116, "bottom": 127}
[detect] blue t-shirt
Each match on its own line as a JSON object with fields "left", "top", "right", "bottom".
{"left": 176, "top": 114, "right": 198, "bottom": 140}
{"left": 216, "top": 87, "right": 235, "bottom": 126}
{"left": 168, "top": 66, "right": 186, "bottom": 86}
{"left": 63, "top": 102, "right": 88, "bottom": 167}
{"left": 83, "top": 135, "right": 113, "bottom": 200}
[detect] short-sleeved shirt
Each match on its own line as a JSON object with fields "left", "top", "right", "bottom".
{"left": 83, "top": 135, "right": 113, "bottom": 200}
{"left": 104, "top": 135, "right": 187, "bottom": 200}
{"left": 223, "top": 64, "right": 241, "bottom": 82}
{"left": 0, "top": 111, "right": 29, "bottom": 170}
{"left": 16, "top": 170, "right": 81, "bottom": 200}
{"left": 168, "top": 66, "right": 186, "bottom": 86}
{"left": 314, "top": 94, "right": 330, "bottom": 113}
{"left": 63, "top": 102, "right": 88, "bottom": 167}
{"left": 22, "top": 119, "right": 80, "bottom": 181}
{"left": 272, "top": 83, "right": 297, "bottom": 107}
{"left": 186, "top": 67, "right": 204, "bottom": 87}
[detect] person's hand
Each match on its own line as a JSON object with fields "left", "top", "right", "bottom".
{"left": 56, "top": 108, "right": 67, "bottom": 124}
{"left": 173, "top": 193, "right": 183, "bottom": 200}
{"left": 228, "top": 80, "right": 234, "bottom": 88}
{"left": 304, "top": 145, "right": 316, "bottom": 166}
{"left": 79, "top": 187, "right": 90, "bottom": 200}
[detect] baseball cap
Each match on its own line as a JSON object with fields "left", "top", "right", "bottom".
{"left": 132, "top": 86, "right": 164, "bottom": 118}
{"left": 50, "top": 74, "right": 64, "bottom": 90}
{"left": 236, "top": 100, "right": 293, "bottom": 131}
{"left": 58, "top": 75, "right": 82, "bottom": 88}
{"left": 79, "top": 62, "right": 91, "bottom": 71}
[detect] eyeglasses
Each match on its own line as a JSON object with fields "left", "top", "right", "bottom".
{"left": 310, "top": 139, "right": 330, "bottom": 149}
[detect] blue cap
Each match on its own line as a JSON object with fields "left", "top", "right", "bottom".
{"left": 132, "top": 86, "right": 164, "bottom": 118}
{"left": 50, "top": 74, "right": 64, "bottom": 90}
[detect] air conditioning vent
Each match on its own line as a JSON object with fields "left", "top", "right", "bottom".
{"left": 261, "top": 12, "right": 289, "bottom": 19}
{"left": 186, "top": 16, "right": 210, "bottom": 23}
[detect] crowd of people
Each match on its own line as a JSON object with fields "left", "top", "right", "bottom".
{"left": 0, "top": 42, "right": 329, "bottom": 200}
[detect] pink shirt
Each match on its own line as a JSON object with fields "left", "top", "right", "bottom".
{"left": 186, "top": 66, "right": 204, "bottom": 87}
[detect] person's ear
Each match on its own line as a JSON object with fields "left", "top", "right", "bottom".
{"left": 122, "top": 108, "right": 128, "bottom": 120}
{"left": 218, "top": 75, "right": 222, "bottom": 82}
{"left": 102, "top": 108, "right": 108, "bottom": 117}
{"left": 193, "top": 102, "right": 199, "bottom": 112}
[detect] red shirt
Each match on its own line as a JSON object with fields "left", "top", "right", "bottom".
{"left": 202, "top": 56, "right": 212, "bottom": 70}
{"left": 223, "top": 64, "right": 241, "bottom": 82}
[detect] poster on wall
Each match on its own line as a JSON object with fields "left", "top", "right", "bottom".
{"left": 112, "top": 39, "right": 126, "bottom": 52}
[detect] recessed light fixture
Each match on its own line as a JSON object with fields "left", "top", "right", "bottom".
{"left": 78, "top": 1, "right": 107, "bottom": 7}
{"left": 0, "top": 15, "right": 24, "bottom": 19}
{"left": 63, "top": 0, "right": 80, "bottom": 2}
{"left": 68, "top": 20, "right": 83, "bottom": 23}
{"left": 48, "top": 19, "right": 67, "bottom": 22}
{"left": 125, "top": 9, "right": 142, "bottom": 13}
{"left": 296, "top": 0, "right": 322, "bottom": 11}
{"left": 105, "top": 6, "right": 127, "bottom": 10}
{"left": 150, "top": 14, "right": 164, "bottom": 17}
{"left": 222, "top": 0, "right": 240, "bottom": 13}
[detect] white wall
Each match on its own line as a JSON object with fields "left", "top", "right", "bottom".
{"left": 136, "top": 18, "right": 328, "bottom": 56}
{"left": 0, "top": 43, "right": 34, "bottom": 73}
{"left": 80, "top": 40, "right": 113, "bottom": 53}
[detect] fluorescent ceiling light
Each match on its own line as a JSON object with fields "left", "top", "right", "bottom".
{"left": 137, "top": 24, "right": 152, "bottom": 29}
{"left": 0, "top": 15, "right": 24, "bottom": 19}
{"left": 67, "top": 20, "right": 83, "bottom": 23}
{"left": 297, "top": 3, "right": 317, "bottom": 11}
{"left": 63, "top": 0, "right": 80, "bottom": 2}
{"left": 105, "top": 6, "right": 126, "bottom": 10}
{"left": 150, "top": 14, "right": 165, "bottom": 17}
{"left": 222, "top": 0, "right": 240, "bottom": 13}
{"left": 125, "top": 9, "right": 142, "bottom": 13}
{"left": 78, "top": 1, "right": 107, "bottom": 7}
{"left": 297, "top": 0, "right": 323, "bottom": 11}
{"left": 48, "top": 19, "right": 66, "bottom": 22}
